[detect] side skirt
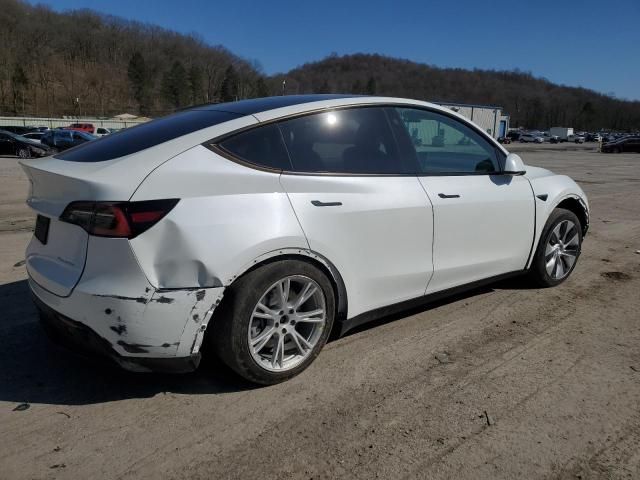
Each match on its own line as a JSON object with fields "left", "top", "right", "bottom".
{"left": 336, "top": 270, "right": 526, "bottom": 337}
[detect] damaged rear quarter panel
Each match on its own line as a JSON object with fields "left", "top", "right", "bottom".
{"left": 31, "top": 236, "right": 222, "bottom": 358}
{"left": 128, "top": 145, "right": 309, "bottom": 289}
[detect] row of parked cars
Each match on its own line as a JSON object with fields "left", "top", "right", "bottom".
{"left": 0, "top": 123, "right": 118, "bottom": 158}
{"left": 600, "top": 135, "right": 640, "bottom": 153}
{"left": 499, "top": 129, "right": 640, "bottom": 152}
{"left": 501, "top": 130, "right": 596, "bottom": 144}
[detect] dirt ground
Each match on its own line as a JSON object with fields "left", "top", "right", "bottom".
{"left": 1, "top": 143, "right": 639, "bottom": 480}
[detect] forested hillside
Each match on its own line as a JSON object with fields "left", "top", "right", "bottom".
{"left": 273, "top": 54, "right": 640, "bottom": 131}
{"left": 0, "top": 0, "right": 267, "bottom": 117}
{"left": 1, "top": 0, "right": 639, "bottom": 130}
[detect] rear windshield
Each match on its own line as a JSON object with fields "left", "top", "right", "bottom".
{"left": 55, "top": 110, "right": 241, "bottom": 162}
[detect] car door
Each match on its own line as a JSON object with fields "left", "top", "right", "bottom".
{"left": 0, "top": 133, "right": 13, "bottom": 154}
{"left": 54, "top": 131, "right": 70, "bottom": 149}
{"left": 626, "top": 138, "right": 640, "bottom": 153}
{"left": 278, "top": 107, "right": 434, "bottom": 319}
{"left": 392, "top": 106, "right": 535, "bottom": 294}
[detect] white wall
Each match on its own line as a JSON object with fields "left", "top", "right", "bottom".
{"left": 0, "top": 116, "right": 149, "bottom": 130}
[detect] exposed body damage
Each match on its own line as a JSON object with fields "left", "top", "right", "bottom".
{"left": 27, "top": 231, "right": 225, "bottom": 371}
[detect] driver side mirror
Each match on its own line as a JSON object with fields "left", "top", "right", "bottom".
{"left": 504, "top": 153, "right": 526, "bottom": 175}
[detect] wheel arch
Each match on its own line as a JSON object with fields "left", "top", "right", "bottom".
{"left": 556, "top": 196, "right": 589, "bottom": 236}
{"left": 526, "top": 172, "right": 589, "bottom": 270}
{"left": 222, "top": 248, "right": 349, "bottom": 331}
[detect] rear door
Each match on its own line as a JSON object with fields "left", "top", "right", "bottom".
{"left": 393, "top": 107, "right": 535, "bottom": 293}
{"left": 278, "top": 107, "right": 434, "bottom": 318}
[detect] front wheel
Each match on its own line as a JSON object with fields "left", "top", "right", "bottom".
{"left": 529, "top": 208, "right": 582, "bottom": 287}
{"left": 17, "top": 148, "right": 31, "bottom": 159}
{"left": 210, "top": 260, "right": 335, "bottom": 384}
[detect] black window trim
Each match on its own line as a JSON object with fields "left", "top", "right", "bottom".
{"left": 203, "top": 103, "right": 507, "bottom": 177}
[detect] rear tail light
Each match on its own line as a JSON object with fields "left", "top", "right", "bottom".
{"left": 60, "top": 199, "right": 179, "bottom": 238}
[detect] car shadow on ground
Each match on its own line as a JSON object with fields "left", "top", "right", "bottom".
{"left": 0, "top": 279, "right": 258, "bottom": 407}
{"left": 0, "top": 273, "right": 537, "bottom": 407}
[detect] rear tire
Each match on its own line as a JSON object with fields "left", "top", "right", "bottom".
{"left": 210, "top": 260, "right": 335, "bottom": 385}
{"left": 529, "top": 208, "right": 582, "bottom": 287}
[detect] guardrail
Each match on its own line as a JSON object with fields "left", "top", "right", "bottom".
{"left": 0, "top": 116, "right": 149, "bottom": 130}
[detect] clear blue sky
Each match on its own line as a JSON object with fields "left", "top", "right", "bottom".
{"left": 28, "top": 0, "right": 640, "bottom": 100}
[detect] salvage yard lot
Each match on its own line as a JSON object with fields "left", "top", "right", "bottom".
{"left": 1, "top": 144, "right": 639, "bottom": 479}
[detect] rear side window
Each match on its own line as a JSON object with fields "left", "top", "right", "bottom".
{"left": 278, "top": 107, "right": 411, "bottom": 174}
{"left": 55, "top": 110, "right": 240, "bottom": 162}
{"left": 218, "top": 124, "right": 291, "bottom": 170}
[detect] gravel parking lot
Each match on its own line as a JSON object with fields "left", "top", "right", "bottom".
{"left": 1, "top": 144, "right": 639, "bottom": 480}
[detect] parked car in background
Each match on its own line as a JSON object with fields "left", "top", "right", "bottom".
{"left": 497, "top": 136, "right": 511, "bottom": 144}
{"left": 40, "top": 129, "right": 96, "bottom": 152}
{"left": 0, "top": 125, "right": 35, "bottom": 135}
{"left": 0, "top": 130, "right": 50, "bottom": 158}
{"left": 568, "top": 134, "right": 585, "bottom": 144}
{"left": 601, "top": 136, "right": 640, "bottom": 153}
{"left": 549, "top": 135, "right": 560, "bottom": 144}
{"left": 20, "top": 94, "right": 590, "bottom": 384}
{"left": 66, "top": 123, "right": 95, "bottom": 134}
{"left": 506, "top": 131, "right": 521, "bottom": 141}
{"left": 519, "top": 133, "right": 544, "bottom": 143}
{"left": 22, "top": 132, "right": 45, "bottom": 143}
{"left": 586, "top": 133, "right": 602, "bottom": 142}
{"left": 95, "top": 127, "right": 113, "bottom": 137}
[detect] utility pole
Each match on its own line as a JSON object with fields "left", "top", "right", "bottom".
{"left": 282, "top": 79, "right": 286, "bottom": 96}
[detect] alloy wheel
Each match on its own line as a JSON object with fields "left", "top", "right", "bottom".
{"left": 545, "top": 220, "right": 579, "bottom": 280}
{"left": 248, "top": 275, "right": 326, "bottom": 372}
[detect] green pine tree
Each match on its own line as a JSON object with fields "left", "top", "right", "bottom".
{"left": 127, "top": 52, "right": 150, "bottom": 114}
{"left": 162, "top": 61, "right": 188, "bottom": 108}
{"left": 219, "top": 65, "right": 238, "bottom": 102}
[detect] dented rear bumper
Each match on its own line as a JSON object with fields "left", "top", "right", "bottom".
{"left": 26, "top": 233, "right": 225, "bottom": 372}
{"left": 28, "top": 274, "right": 225, "bottom": 373}
{"left": 34, "top": 294, "right": 200, "bottom": 373}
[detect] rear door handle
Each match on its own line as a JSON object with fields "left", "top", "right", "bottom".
{"left": 438, "top": 193, "right": 460, "bottom": 199}
{"left": 311, "top": 200, "right": 343, "bottom": 207}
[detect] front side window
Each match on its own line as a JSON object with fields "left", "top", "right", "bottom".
{"left": 278, "top": 107, "right": 410, "bottom": 174}
{"left": 218, "top": 124, "right": 291, "bottom": 170}
{"left": 394, "top": 107, "right": 500, "bottom": 174}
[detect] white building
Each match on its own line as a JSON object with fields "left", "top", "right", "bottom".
{"left": 436, "top": 102, "right": 510, "bottom": 139}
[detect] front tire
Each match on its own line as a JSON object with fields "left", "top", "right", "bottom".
{"left": 529, "top": 208, "right": 582, "bottom": 287}
{"left": 210, "top": 260, "right": 335, "bottom": 385}
{"left": 17, "top": 147, "right": 30, "bottom": 159}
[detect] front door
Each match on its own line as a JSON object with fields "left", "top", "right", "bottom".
{"left": 393, "top": 106, "right": 535, "bottom": 294}
{"left": 0, "top": 134, "right": 14, "bottom": 155}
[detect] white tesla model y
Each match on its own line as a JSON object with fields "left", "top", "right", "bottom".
{"left": 21, "top": 95, "right": 589, "bottom": 384}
